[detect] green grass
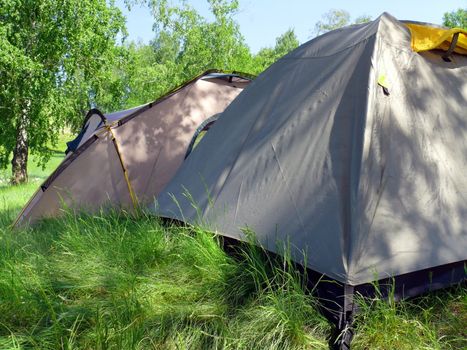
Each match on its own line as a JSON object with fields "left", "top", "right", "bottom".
{"left": 0, "top": 212, "right": 331, "bottom": 349}
{"left": 352, "top": 285, "right": 467, "bottom": 350}
{"left": 0, "top": 139, "right": 465, "bottom": 349}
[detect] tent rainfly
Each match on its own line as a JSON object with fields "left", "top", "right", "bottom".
{"left": 14, "top": 71, "right": 251, "bottom": 226}
{"left": 154, "top": 14, "right": 467, "bottom": 349}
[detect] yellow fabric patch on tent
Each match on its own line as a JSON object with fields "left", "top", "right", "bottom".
{"left": 405, "top": 23, "right": 467, "bottom": 55}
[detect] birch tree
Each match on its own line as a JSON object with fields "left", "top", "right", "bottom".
{"left": 0, "top": 0, "right": 126, "bottom": 184}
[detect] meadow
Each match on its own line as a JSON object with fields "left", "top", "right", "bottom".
{"left": 0, "top": 136, "right": 465, "bottom": 350}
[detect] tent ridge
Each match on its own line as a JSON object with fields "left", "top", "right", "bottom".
{"left": 328, "top": 35, "right": 379, "bottom": 280}
{"left": 283, "top": 36, "right": 377, "bottom": 60}
{"left": 345, "top": 16, "right": 389, "bottom": 282}
{"left": 106, "top": 125, "right": 139, "bottom": 209}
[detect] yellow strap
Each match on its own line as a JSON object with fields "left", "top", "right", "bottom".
{"left": 105, "top": 125, "right": 139, "bottom": 209}
{"left": 405, "top": 23, "right": 467, "bottom": 54}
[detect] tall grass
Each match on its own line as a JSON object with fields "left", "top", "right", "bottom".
{"left": 0, "top": 211, "right": 331, "bottom": 349}
{"left": 352, "top": 284, "right": 466, "bottom": 350}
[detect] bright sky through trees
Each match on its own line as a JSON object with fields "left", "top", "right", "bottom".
{"left": 117, "top": 0, "right": 466, "bottom": 53}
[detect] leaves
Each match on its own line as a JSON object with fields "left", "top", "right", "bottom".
{"left": 120, "top": 0, "right": 255, "bottom": 106}
{"left": 253, "top": 29, "right": 299, "bottom": 73}
{"left": 314, "top": 9, "right": 372, "bottom": 36}
{"left": 443, "top": 8, "right": 467, "bottom": 29}
{"left": 314, "top": 9, "right": 351, "bottom": 36}
{"left": 0, "top": 0, "right": 127, "bottom": 169}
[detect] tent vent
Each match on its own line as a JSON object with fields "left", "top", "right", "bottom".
{"left": 184, "top": 114, "right": 220, "bottom": 159}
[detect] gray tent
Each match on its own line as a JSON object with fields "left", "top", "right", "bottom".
{"left": 155, "top": 13, "right": 466, "bottom": 342}
{"left": 15, "top": 71, "right": 251, "bottom": 226}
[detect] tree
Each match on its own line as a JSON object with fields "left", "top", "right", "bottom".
{"left": 273, "top": 29, "right": 300, "bottom": 59}
{"left": 110, "top": 0, "right": 256, "bottom": 108}
{"left": 0, "top": 0, "right": 126, "bottom": 184}
{"left": 314, "top": 9, "right": 351, "bottom": 35}
{"left": 314, "top": 9, "right": 371, "bottom": 36}
{"left": 443, "top": 8, "right": 467, "bottom": 29}
{"left": 122, "top": 41, "right": 178, "bottom": 107}
{"left": 354, "top": 15, "right": 372, "bottom": 24}
{"left": 145, "top": 0, "right": 253, "bottom": 78}
{"left": 120, "top": 1, "right": 299, "bottom": 106}
{"left": 254, "top": 29, "right": 299, "bottom": 73}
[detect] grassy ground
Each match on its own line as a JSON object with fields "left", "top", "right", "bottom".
{"left": 0, "top": 138, "right": 465, "bottom": 349}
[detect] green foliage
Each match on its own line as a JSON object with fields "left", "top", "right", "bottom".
{"left": 314, "top": 9, "right": 351, "bottom": 35}
{"left": 0, "top": 0, "right": 127, "bottom": 172}
{"left": 314, "top": 9, "right": 372, "bottom": 36}
{"left": 253, "top": 29, "right": 299, "bottom": 74}
{"left": 121, "top": 42, "right": 173, "bottom": 107}
{"left": 354, "top": 15, "right": 372, "bottom": 25}
{"left": 443, "top": 8, "right": 467, "bottom": 29}
{"left": 151, "top": 0, "right": 252, "bottom": 75}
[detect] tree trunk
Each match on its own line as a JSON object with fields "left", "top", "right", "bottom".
{"left": 11, "top": 109, "right": 29, "bottom": 185}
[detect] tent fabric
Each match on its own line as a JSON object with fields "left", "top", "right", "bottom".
{"left": 64, "top": 71, "right": 252, "bottom": 155}
{"left": 405, "top": 23, "right": 467, "bottom": 54}
{"left": 14, "top": 71, "right": 251, "bottom": 226}
{"left": 154, "top": 13, "right": 467, "bottom": 287}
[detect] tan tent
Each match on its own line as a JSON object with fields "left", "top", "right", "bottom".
{"left": 154, "top": 14, "right": 466, "bottom": 346}
{"left": 14, "top": 71, "right": 251, "bottom": 226}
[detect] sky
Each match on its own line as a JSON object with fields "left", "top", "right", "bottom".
{"left": 116, "top": 0, "right": 466, "bottom": 53}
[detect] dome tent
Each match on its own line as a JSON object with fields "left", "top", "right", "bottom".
{"left": 154, "top": 14, "right": 467, "bottom": 348}
{"left": 15, "top": 70, "right": 251, "bottom": 226}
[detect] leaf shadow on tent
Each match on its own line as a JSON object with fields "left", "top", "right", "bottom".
{"left": 349, "top": 50, "right": 467, "bottom": 283}
{"left": 113, "top": 79, "right": 244, "bottom": 206}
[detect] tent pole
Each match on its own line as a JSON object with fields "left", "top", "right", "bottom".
{"left": 105, "top": 125, "right": 139, "bottom": 210}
